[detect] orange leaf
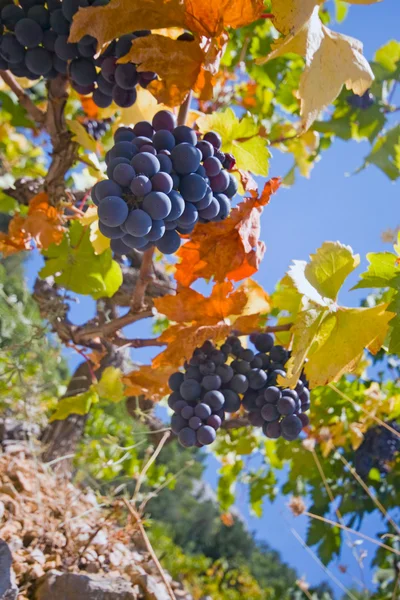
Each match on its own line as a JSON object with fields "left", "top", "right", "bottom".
{"left": 184, "top": 0, "right": 264, "bottom": 38}
{"left": 24, "top": 192, "right": 65, "bottom": 249}
{"left": 123, "top": 365, "right": 175, "bottom": 402}
{"left": 154, "top": 281, "right": 247, "bottom": 325}
{"left": 0, "top": 215, "right": 31, "bottom": 256}
{"left": 153, "top": 322, "right": 231, "bottom": 369}
{"left": 79, "top": 95, "right": 99, "bottom": 119}
{"left": 175, "top": 178, "right": 281, "bottom": 286}
{"left": 236, "top": 169, "right": 258, "bottom": 193}
{"left": 220, "top": 512, "right": 234, "bottom": 526}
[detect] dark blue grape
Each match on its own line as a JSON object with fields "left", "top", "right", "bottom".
{"left": 194, "top": 403, "right": 211, "bottom": 419}
{"left": 210, "top": 170, "right": 229, "bottom": 193}
{"left": 110, "top": 237, "right": 131, "bottom": 255}
{"left": 166, "top": 190, "right": 185, "bottom": 221}
{"left": 143, "top": 191, "right": 171, "bottom": 220}
{"left": 196, "top": 187, "right": 213, "bottom": 210}
{"left": 0, "top": 34, "right": 24, "bottom": 63}
{"left": 96, "top": 74, "right": 114, "bottom": 96}
{"left": 115, "top": 33, "right": 135, "bottom": 58}
{"left": 216, "top": 364, "right": 234, "bottom": 384}
{"left": 157, "top": 153, "right": 173, "bottom": 174}
{"left": 152, "top": 110, "right": 176, "bottom": 132}
{"left": 171, "top": 414, "right": 187, "bottom": 435}
{"left": 203, "top": 156, "right": 222, "bottom": 177}
{"left": 225, "top": 173, "right": 238, "bottom": 198}
{"left": 254, "top": 333, "right": 274, "bottom": 353}
{"left": 153, "top": 129, "right": 175, "bottom": 151}
{"left": 112, "top": 163, "right": 136, "bottom": 187}
{"left": 180, "top": 379, "right": 201, "bottom": 402}
{"left": 180, "top": 173, "right": 207, "bottom": 203}
{"left": 263, "top": 420, "right": 281, "bottom": 439}
{"left": 168, "top": 372, "right": 184, "bottom": 392}
{"left": 133, "top": 121, "right": 154, "bottom": 138}
{"left": 247, "top": 368, "right": 267, "bottom": 391}
{"left": 125, "top": 209, "right": 152, "bottom": 237}
{"left": 171, "top": 143, "right": 201, "bottom": 175}
{"left": 92, "top": 88, "right": 112, "bottom": 108}
{"left": 173, "top": 125, "right": 197, "bottom": 145}
{"left": 43, "top": 29, "right": 57, "bottom": 51}
{"left": 204, "top": 131, "right": 222, "bottom": 149}
{"left": 130, "top": 175, "right": 152, "bottom": 196}
{"left": 261, "top": 404, "right": 279, "bottom": 422}
{"left": 115, "top": 63, "right": 138, "bottom": 89}
{"left": 242, "top": 390, "right": 258, "bottom": 411}
{"left": 264, "top": 386, "right": 281, "bottom": 404}
{"left": 196, "top": 140, "right": 214, "bottom": 160}
{"left": 151, "top": 172, "right": 173, "bottom": 194}
{"left": 202, "top": 374, "right": 221, "bottom": 391}
{"left": 248, "top": 410, "right": 264, "bottom": 427}
{"left": 70, "top": 57, "right": 97, "bottom": 85}
{"left": 299, "top": 413, "right": 310, "bottom": 428}
{"left": 177, "top": 203, "right": 198, "bottom": 227}
{"left": 50, "top": 8, "right": 69, "bottom": 34}
{"left": 229, "top": 374, "right": 248, "bottom": 394}
{"left": 122, "top": 234, "right": 148, "bottom": 249}
{"left": 207, "top": 415, "right": 222, "bottom": 430}
{"left": 101, "top": 56, "right": 116, "bottom": 83}
{"left": 114, "top": 127, "right": 136, "bottom": 143}
{"left": 189, "top": 416, "right": 202, "bottom": 430}
{"left": 14, "top": 18, "right": 44, "bottom": 47}
{"left": 98, "top": 196, "right": 129, "bottom": 227}
{"left": 221, "top": 389, "right": 240, "bottom": 413}
{"left": 25, "top": 47, "right": 52, "bottom": 75}
{"left": 215, "top": 194, "right": 230, "bottom": 220}
{"left": 156, "top": 230, "right": 181, "bottom": 254}
{"left": 181, "top": 405, "right": 195, "bottom": 420}
{"left": 112, "top": 85, "right": 137, "bottom": 108}
{"left": 197, "top": 425, "right": 216, "bottom": 445}
{"left": 1, "top": 4, "right": 25, "bottom": 30}
{"left": 277, "top": 396, "right": 296, "bottom": 416}
{"left": 270, "top": 345, "right": 288, "bottom": 363}
{"left": 281, "top": 415, "right": 302, "bottom": 440}
{"left": 98, "top": 221, "right": 125, "bottom": 239}
{"left": 107, "top": 157, "right": 130, "bottom": 179}
{"left": 204, "top": 390, "right": 224, "bottom": 410}
{"left": 199, "top": 197, "right": 219, "bottom": 220}
{"left": 146, "top": 220, "right": 165, "bottom": 242}
{"left": 94, "top": 179, "right": 123, "bottom": 202}
{"left": 131, "top": 152, "right": 160, "bottom": 178}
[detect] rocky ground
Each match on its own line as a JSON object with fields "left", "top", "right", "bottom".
{"left": 0, "top": 441, "right": 194, "bottom": 600}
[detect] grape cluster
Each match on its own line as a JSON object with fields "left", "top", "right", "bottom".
{"left": 347, "top": 90, "right": 374, "bottom": 110}
{"left": 0, "top": 0, "right": 156, "bottom": 109}
{"left": 167, "top": 333, "right": 311, "bottom": 448}
{"left": 82, "top": 117, "right": 111, "bottom": 140}
{"left": 354, "top": 421, "right": 400, "bottom": 478}
{"left": 92, "top": 109, "right": 238, "bottom": 256}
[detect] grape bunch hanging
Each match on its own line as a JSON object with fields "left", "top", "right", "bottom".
{"left": 92, "top": 109, "right": 238, "bottom": 256}
{"left": 354, "top": 421, "right": 400, "bottom": 478}
{"left": 167, "top": 333, "right": 311, "bottom": 448}
{"left": 0, "top": 0, "right": 156, "bottom": 109}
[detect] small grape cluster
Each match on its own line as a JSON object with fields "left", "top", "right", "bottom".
{"left": 92, "top": 109, "right": 238, "bottom": 257}
{"left": 0, "top": 0, "right": 156, "bottom": 109}
{"left": 167, "top": 333, "right": 311, "bottom": 448}
{"left": 347, "top": 90, "right": 374, "bottom": 110}
{"left": 354, "top": 421, "right": 400, "bottom": 478}
{"left": 82, "top": 117, "right": 111, "bottom": 140}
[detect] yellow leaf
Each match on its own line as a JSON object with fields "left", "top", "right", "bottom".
{"left": 260, "top": 1, "right": 374, "bottom": 130}
{"left": 79, "top": 205, "right": 99, "bottom": 226}
{"left": 67, "top": 119, "right": 97, "bottom": 153}
{"left": 349, "top": 423, "right": 364, "bottom": 450}
{"left": 95, "top": 366, "right": 125, "bottom": 402}
{"left": 236, "top": 279, "right": 271, "bottom": 316}
{"left": 305, "top": 242, "right": 360, "bottom": 301}
{"left": 90, "top": 220, "right": 111, "bottom": 255}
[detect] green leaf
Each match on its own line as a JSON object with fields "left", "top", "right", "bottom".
{"left": 49, "top": 387, "right": 99, "bottom": 422}
{"left": 217, "top": 459, "right": 243, "bottom": 511}
{"left": 334, "top": 0, "right": 349, "bottom": 23}
{"left": 388, "top": 283, "right": 400, "bottom": 355}
{"left": 356, "top": 124, "right": 400, "bottom": 181}
{"left": 95, "top": 366, "right": 125, "bottom": 403}
{"left": 40, "top": 222, "right": 123, "bottom": 299}
{"left": 307, "top": 519, "right": 341, "bottom": 565}
{"left": 305, "top": 242, "right": 360, "bottom": 301}
{"left": 0, "top": 91, "right": 36, "bottom": 129}
{"left": 249, "top": 469, "right": 276, "bottom": 517}
{"left": 352, "top": 252, "right": 399, "bottom": 289}
{"left": 196, "top": 108, "right": 270, "bottom": 176}
{"left": 374, "top": 40, "right": 400, "bottom": 73}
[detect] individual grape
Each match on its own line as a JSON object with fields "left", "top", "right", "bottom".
{"left": 248, "top": 410, "right": 264, "bottom": 427}
{"left": 179, "top": 427, "right": 196, "bottom": 447}
{"left": 270, "top": 345, "right": 288, "bottom": 363}
{"left": 101, "top": 56, "right": 116, "bottom": 83}
{"left": 115, "top": 33, "right": 135, "bottom": 58}
{"left": 180, "top": 379, "right": 201, "bottom": 402}
{"left": 298, "top": 413, "right": 310, "bottom": 428}
{"left": 13, "top": 17, "right": 42, "bottom": 48}
{"left": 94, "top": 179, "right": 123, "bottom": 202}
{"left": 153, "top": 129, "right": 175, "bottom": 151}
{"left": 197, "top": 425, "right": 216, "bottom": 445}
{"left": 114, "top": 127, "right": 135, "bottom": 144}
{"left": 62, "top": 0, "right": 88, "bottom": 21}
{"left": 157, "top": 153, "right": 173, "bottom": 174}
{"left": 168, "top": 372, "right": 184, "bottom": 392}
{"left": 70, "top": 57, "right": 97, "bottom": 85}
{"left": 196, "top": 188, "right": 212, "bottom": 210}
{"left": 210, "top": 170, "right": 229, "bottom": 193}
{"left": 140, "top": 144, "right": 156, "bottom": 156}
{"left": 181, "top": 405, "right": 194, "bottom": 420}
{"left": 203, "top": 390, "right": 224, "bottom": 410}
{"left": 223, "top": 153, "right": 236, "bottom": 170}
{"left": 131, "top": 152, "right": 160, "bottom": 178}
{"left": 106, "top": 157, "right": 130, "bottom": 179}
{"left": 300, "top": 388, "right": 310, "bottom": 405}
{"left": 25, "top": 47, "right": 52, "bottom": 75}
{"left": 72, "top": 81, "right": 95, "bottom": 94}
{"left": 115, "top": 63, "right": 138, "bottom": 89}
{"left": 133, "top": 121, "right": 154, "bottom": 138}
{"left": 173, "top": 398, "right": 187, "bottom": 414}
{"left": 255, "top": 395, "right": 266, "bottom": 408}
{"left": 194, "top": 403, "right": 212, "bottom": 419}
{"left": 111, "top": 162, "right": 135, "bottom": 187}
{"left": 146, "top": 220, "right": 165, "bottom": 242}
{"left": 229, "top": 374, "right": 249, "bottom": 394}
{"left": 43, "top": 29, "right": 57, "bottom": 51}
{"left": 196, "top": 140, "right": 214, "bottom": 160}
{"left": 263, "top": 420, "right": 281, "bottom": 439}
{"left": 281, "top": 415, "right": 302, "bottom": 440}
{"left": 204, "top": 131, "right": 222, "bottom": 149}
{"left": 232, "top": 360, "right": 250, "bottom": 375}
{"left": 264, "top": 386, "right": 281, "bottom": 404}
{"left": 180, "top": 173, "right": 207, "bottom": 203}
{"left": 215, "top": 194, "right": 230, "bottom": 220}
{"left": 177, "top": 203, "right": 198, "bottom": 227}
{"left": 215, "top": 149, "right": 225, "bottom": 163}
{"left": 26, "top": 5, "right": 49, "bottom": 29}
{"left": 143, "top": 191, "right": 171, "bottom": 220}
{"left": 138, "top": 71, "right": 157, "bottom": 87}
{"left": 156, "top": 230, "right": 181, "bottom": 254}
{"left": 242, "top": 390, "right": 258, "bottom": 411}
{"left": 277, "top": 396, "right": 296, "bottom": 416}
{"left": 198, "top": 197, "right": 219, "bottom": 220}
{"left": 225, "top": 173, "right": 238, "bottom": 198}
{"left": 124, "top": 209, "right": 152, "bottom": 237}
{"left": 220, "top": 342, "right": 232, "bottom": 355}
{"left": 152, "top": 110, "right": 176, "bottom": 132}
{"left": 92, "top": 88, "right": 112, "bottom": 108}
{"left": 207, "top": 414, "right": 222, "bottom": 430}
{"left": 254, "top": 333, "right": 274, "bottom": 353}
{"left": 203, "top": 156, "right": 222, "bottom": 177}
{"left": 171, "top": 143, "right": 201, "bottom": 175}
{"left": 189, "top": 416, "right": 202, "bottom": 430}
{"left": 151, "top": 172, "right": 173, "bottom": 194}
{"left": 122, "top": 234, "right": 148, "bottom": 249}
{"left": 128, "top": 177, "right": 151, "bottom": 200}
{"left": 202, "top": 374, "right": 221, "bottom": 391}
{"left": 173, "top": 125, "right": 197, "bottom": 146}
{"left": 171, "top": 414, "right": 187, "bottom": 434}
{"left": 0, "top": 34, "right": 25, "bottom": 64}
{"left": 261, "top": 404, "right": 279, "bottom": 422}
{"left": 98, "top": 196, "right": 129, "bottom": 227}
{"left": 54, "top": 35, "right": 79, "bottom": 60}
{"left": 216, "top": 364, "right": 234, "bottom": 384}
{"left": 110, "top": 237, "right": 131, "bottom": 255}
{"left": 78, "top": 38, "right": 96, "bottom": 57}
{"left": 134, "top": 136, "right": 153, "bottom": 149}
{"left": 1, "top": 4, "right": 25, "bottom": 29}
{"left": 221, "top": 389, "right": 240, "bottom": 413}
{"left": 247, "top": 368, "right": 267, "bottom": 390}
{"left": 199, "top": 361, "right": 215, "bottom": 376}
{"left": 98, "top": 221, "right": 125, "bottom": 239}
{"left": 239, "top": 349, "right": 254, "bottom": 362}
{"left": 50, "top": 8, "right": 69, "bottom": 34}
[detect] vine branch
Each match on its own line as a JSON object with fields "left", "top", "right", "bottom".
{"left": 0, "top": 70, "right": 45, "bottom": 124}
{"left": 177, "top": 90, "right": 192, "bottom": 126}
{"left": 131, "top": 246, "right": 156, "bottom": 311}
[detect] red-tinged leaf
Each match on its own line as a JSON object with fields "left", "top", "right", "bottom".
{"left": 123, "top": 365, "right": 175, "bottom": 402}
{"left": 153, "top": 322, "right": 232, "bottom": 369}
{"left": 237, "top": 169, "right": 258, "bottom": 193}
{"left": 0, "top": 215, "right": 32, "bottom": 256}
{"left": 175, "top": 178, "right": 281, "bottom": 286}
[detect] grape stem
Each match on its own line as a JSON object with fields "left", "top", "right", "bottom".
{"left": 177, "top": 90, "right": 192, "bottom": 126}
{"left": 131, "top": 246, "right": 156, "bottom": 311}
{"left": 0, "top": 69, "right": 46, "bottom": 124}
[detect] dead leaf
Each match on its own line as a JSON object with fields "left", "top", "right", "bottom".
{"left": 175, "top": 178, "right": 281, "bottom": 286}
{"left": 123, "top": 365, "right": 176, "bottom": 402}
{"left": 25, "top": 193, "right": 65, "bottom": 249}
{"left": 0, "top": 215, "right": 31, "bottom": 256}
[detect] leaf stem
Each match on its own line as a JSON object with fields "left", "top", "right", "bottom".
{"left": 177, "top": 90, "right": 193, "bottom": 126}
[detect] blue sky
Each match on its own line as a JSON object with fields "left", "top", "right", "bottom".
{"left": 23, "top": 1, "right": 400, "bottom": 596}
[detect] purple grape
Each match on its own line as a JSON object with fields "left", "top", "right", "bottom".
{"left": 156, "top": 230, "right": 181, "bottom": 254}
{"left": 263, "top": 420, "right": 281, "bottom": 439}
{"left": 199, "top": 198, "right": 219, "bottom": 220}
{"left": 203, "top": 390, "right": 224, "bottom": 410}
{"left": 197, "top": 425, "right": 216, "bottom": 445}
{"left": 206, "top": 415, "right": 222, "bottom": 430}
{"left": 125, "top": 209, "right": 152, "bottom": 237}
{"left": 112, "top": 86, "right": 137, "bottom": 108}
{"left": 157, "top": 153, "right": 173, "bottom": 174}
{"left": 173, "top": 125, "right": 197, "bottom": 145}
{"left": 189, "top": 416, "right": 202, "bottom": 430}
{"left": 166, "top": 191, "right": 185, "bottom": 220}
{"left": 180, "top": 173, "right": 207, "bottom": 203}
{"left": 151, "top": 172, "right": 173, "bottom": 194}
{"left": 210, "top": 170, "right": 229, "bottom": 193}
{"left": 204, "top": 131, "right": 222, "bottom": 149}
{"left": 98, "top": 196, "right": 128, "bottom": 227}
{"left": 130, "top": 175, "right": 152, "bottom": 196}
{"left": 261, "top": 404, "right": 279, "bottom": 422}
{"left": 146, "top": 220, "right": 166, "bottom": 242}
{"left": 171, "top": 143, "right": 201, "bottom": 175}
{"left": 112, "top": 163, "right": 136, "bottom": 187}
{"left": 143, "top": 191, "right": 172, "bottom": 220}
{"left": 131, "top": 153, "right": 160, "bottom": 178}
{"left": 202, "top": 374, "right": 221, "bottom": 391}
{"left": 203, "top": 156, "right": 222, "bottom": 177}
{"left": 277, "top": 396, "right": 296, "bottom": 416}
{"left": 247, "top": 368, "right": 268, "bottom": 390}
{"left": 181, "top": 405, "right": 195, "bottom": 420}
{"left": 152, "top": 110, "right": 176, "bottom": 132}
{"left": 264, "top": 386, "right": 281, "bottom": 404}
{"left": 281, "top": 415, "right": 302, "bottom": 439}
{"left": 229, "top": 374, "right": 248, "bottom": 394}
{"left": 194, "top": 403, "right": 211, "bottom": 419}
{"left": 115, "top": 63, "right": 138, "bottom": 89}
{"left": 153, "top": 130, "right": 176, "bottom": 151}
{"left": 133, "top": 121, "right": 154, "bottom": 138}
{"left": 122, "top": 234, "right": 148, "bottom": 249}
{"left": 180, "top": 379, "right": 201, "bottom": 402}
{"left": 179, "top": 427, "right": 197, "bottom": 447}
{"left": 254, "top": 333, "right": 274, "bottom": 353}
{"left": 221, "top": 389, "right": 240, "bottom": 412}
{"left": 248, "top": 410, "right": 264, "bottom": 427}
{"left": 196, "top": 140, "right": 214, "bottom": 160}
{"left": 299, "top": 413, "right": 310, "bottom": 428}
{"left": 169, "top": 372, "right": 184, "bottom": 391}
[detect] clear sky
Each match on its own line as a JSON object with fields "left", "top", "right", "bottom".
{"left": 23, "top": 1, "right": 400, "bottom": 596}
